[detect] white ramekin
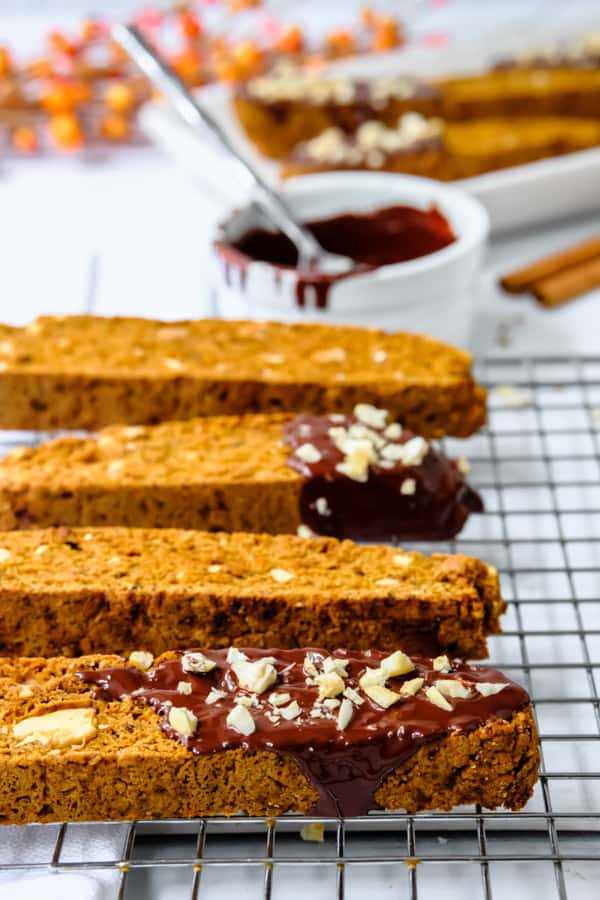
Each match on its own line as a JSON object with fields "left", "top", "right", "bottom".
{"left": 210, "top": 172, "right": 489, "bottom": 348}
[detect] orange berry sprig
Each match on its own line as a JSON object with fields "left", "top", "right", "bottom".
{"left": 47, "top": 111, "right": 84, "bottom": 151}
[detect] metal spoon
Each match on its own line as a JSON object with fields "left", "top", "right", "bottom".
{"left": 112, "top": 23, "right": 355, "bottom": 275}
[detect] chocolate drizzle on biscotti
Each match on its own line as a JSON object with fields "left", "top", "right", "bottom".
{"left": 284, "top": 407, "right": 483, "bottom": 542}
{"left": 79, "top": 647, "right": 529, "bottom": 817}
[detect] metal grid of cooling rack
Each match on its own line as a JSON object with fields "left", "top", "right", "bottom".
{"left": 0, "top": 354, "right": 599, "bottom": 900}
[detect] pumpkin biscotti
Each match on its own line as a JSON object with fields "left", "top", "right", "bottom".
{"left": 0, "top": 527, "right": 503, "bottom": 659}
{"left": 0, "top": 316, "right": 486, "bottom": 436}
{"left": 0, "top": 406, "right": 483, "bottom": 541}
{"left": 0, "top": 648, "right": 539, "bottom": 823}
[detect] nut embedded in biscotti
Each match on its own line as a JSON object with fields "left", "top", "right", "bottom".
{"left": 270, "top": 568, "right": 295, "bottom": 583}
{"left": 226, "top": 703, "right": 256, "bottom": 736}
{"left": 363, "top": 684, "right": 403, "bottom": 709}
{"left": 380, "top": 650, "right": 415, "bottom": 678}
{"left": 12, "top": 707, "right": 97, "bottom": 749}
{"left": 425, "top": 685, "right": 453, "bottom": 711}
{"left": 315, "top": 672, "right": 345, "bottom": 700}
{"left": 231, "top": 656, "right": 278, "bottom": 694}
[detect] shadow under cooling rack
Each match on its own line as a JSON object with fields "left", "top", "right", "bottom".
{"left": 0, "top": 354, "right": 599, "bottom": 900}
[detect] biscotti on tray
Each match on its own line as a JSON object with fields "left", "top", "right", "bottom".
{"left": 0, "top": 647, "right": 539, "bottom": 823}
{"left": 0, "top": 316, "right": 485, "bottom": 435}
{"left": 0, "top": 527, "right": 503, "bottom": 659}
{"left": 0, "top": 406, "right": 483, "bottom": 542}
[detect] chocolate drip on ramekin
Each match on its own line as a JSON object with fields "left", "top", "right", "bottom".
{"left": 79, "top": 647, "right": 529, "bottom": 817}
{"left": 284, "top": 412, "right": 483, "bottom": 542}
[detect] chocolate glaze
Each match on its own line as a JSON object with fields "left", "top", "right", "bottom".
{"left": 284, "top": 413, "right": 483, "bottom": 542}
{"left": 214, "top": 204, "right": 455, "bottom": 309}
{"left": 79, "top": 647, "right": 529, "bottom": 817}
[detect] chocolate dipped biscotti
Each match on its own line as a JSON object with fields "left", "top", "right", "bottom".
{"left": 0, "top": 647, "right": 539, "bottom": 823}
{"left": 0, "top": 316, "right": 486, "bottom": 435}
{"left": 0, "top": 405, "right": 483, "bottom": 541}
{"left": 282, "top": 114, "right": 600, "bottom": 181}
{"left": 0, "top": 527, "right": 503, "bottom": 659}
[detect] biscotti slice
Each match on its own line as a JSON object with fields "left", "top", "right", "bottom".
{"left": 0, "top": 406, "right": 483, "bottom": 542}
{"left": 0, "top": 316, "right": 486, "bottom": 436}
{"left": 0, "top": 647, "right": 539, "bottom": 823}
{"left": 282, "top": 114, "right": 600, "bottom": 180}
{"left": 0, "top": 527, "right": 503, "bottom": 659}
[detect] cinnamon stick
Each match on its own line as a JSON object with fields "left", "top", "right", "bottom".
{"left": 532, "top": 256, "right": 600, "bottom": 307}
{"left": 500, "top": 236, "right": 600, "bottom": 293}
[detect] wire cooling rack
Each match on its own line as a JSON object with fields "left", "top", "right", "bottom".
{"left": 0, "top": 354, "right": 599, "bottom": 900}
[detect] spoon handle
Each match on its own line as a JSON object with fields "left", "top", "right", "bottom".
{"left": 113, "top": 23, "right": 324, "bottom": 266}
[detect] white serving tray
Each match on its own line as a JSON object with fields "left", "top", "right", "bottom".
{"left": 139, "top": 35, "right": 600, "bottom": 234}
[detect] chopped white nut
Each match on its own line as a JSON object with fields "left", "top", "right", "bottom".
{"left": 433, "top": 655, "right": 452, "bottom": 674}
{"left": 323, "top": 698, "right": 341, "bottom": 710}
{"left": 295, "top": 443, "right": 322, "bottom": 464}
{"left": 383, "top": 424, "right": 402, "bottom": 441}
{"left": 205, "top": 688, "right": 227, "bottom": 705}
{"left": 476, "top": 682, "right": 508, "bottom": 697}
{"left": 354, "top": 403, "right": 388, "bottom": 430}
{"left": 457, "top": 456, "right": 471, "bottom": 476}
{"left": 323, "top": 657, "right": 349, "bottom": 678}
{"left": 315, "top": 496, "right": 331, "bottom": 517}
{"left": 359, "top": 667, "right": 387, "bottom": 689}
{"left": 207, "top": 564, "right": 222, "bottom": 574}
{"left": 0, "top": 548, "right": 11, "bottom": 563}
{"left": 270, "top": 568, "right": 295, "bottom": 583}
{"left": 234, "top": 695, "right": 257, "bottom": 708}
{"left": 301, "top": 823, "right": 325, "bottom": 843}
{"left": 269, "top": 693, "right": 292, "bottom": 707}
{"left": 303, "top": 654, "right": 319, "bottom": 677}
{"left": 232, "top": 656, "right": 278, "bottom": 694}
{"left": 400, "top": 478, "right": 417, "bottom": 496}
{"left": 13, "top": 708, "right": 97, "bottom": 749}
{"left": 129, "top": 651, "right": 154, "bottom": 671}
{"left": 34, "top": 544, "right": 49, "bottom": 557}
{"left": 310, "top": 707, "right": 324, "bottom": 718}
{"left": 493, "top": 385, "right": 531, "bottom": 408}
{"left": 329, "top": 413, "right": 346, "bottom": 424}
{"left": 337, "top": 698, "right": 354, "bottom": 730}
{"left": 280, "top": 700, "right": 302, "bottom": 720}
{"left": 343, "top": 686, "right": 364, "bottom": 706}
{"left": 227, "top": 647, "right": 248, "bottom": 664}
{"left": 226, "top": 704, "right": 256, "bottom": 736}
{"left": 425, "top": 685, "right": 453, "bottom": 711}
{"left": 168, "top": 706, "right": 198, "bottom": 738}
{"left": 176, "top": 681, "right": 193, "bottom": 695}
{"left": 364, "top": 684, "right": 403, "bottom": 708}
{"left": 373, "top": 350, "right": 387, "bottom": 364}
{"left": 376, "top": 577, "right": 400, "bottom": 588}
{"left": 315, "top": 672, "right": 345, "bottom": 700}
{"left": 121, "top": 426, "right": 146, "bottom": 439}
{"left": 400, "top": 677, "right": 424, "bottom": 697}
{"left": 181, "top": 652, "right": 216, "bottom": 674}
{"left": 335, "top": 439, "right": 376, "bottom": 482}
{"left": 381, "top": 650, "right": 415, "bottom": 678}
{"left": 297, "top": 524, "right": 317, "bottom": 538}
{"left": 434, "top": 679, "right": 472, "bottom": 699}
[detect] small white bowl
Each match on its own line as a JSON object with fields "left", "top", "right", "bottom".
{"left": 210, "top": 172, "right": 489, "bottom": 348}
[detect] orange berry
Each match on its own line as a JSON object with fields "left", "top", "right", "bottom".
{"left": 12, "top": 126, "right": 39, "bottom": 155}
{"left": 274, "top": 26, "right": 303, "bottom": 55}
{"left": 229, "top": 0, "right": 261, "bottom": 11}
{"left": 178, "top": 10, "right": 202, "bottom": 40}
{"left": 48, "top": 112, "right": 83, "bottom": 150}
{"left": 0, "top": 46, "right": 12, "bottom": 77}
{"left": 325, "top": 30, "right": 356, "bottom": 57}
{"left": 100, "top": 111, "right": 130, "bottom": 142}
{"left": 361, "top": 6, "right": 380, "bottom": 29}
{"left": 41, "top": 79, "right": 88, "bottom": 113}
{"left": 371, "top": 17, "right": 403, "bottom": 52}
{"left": 231, "top": 41, "right": 264, "bottom": 75}
{"left": 81, "top": 18, "right": 107, "bottom": 43}
{"left": 25, "top": 57, "right": 53, "bottom": 79}
{"left": 48, "top": 30, "right": 79, "bottom": 58}
{"left": 170, "top": 51, "right": 204, "bottom": 87}
{"left": 105, "top": 81, "right": 136, "bottom": 113}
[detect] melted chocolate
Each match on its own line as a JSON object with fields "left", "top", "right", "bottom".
{"left": 79, "top": 648, "right": 530, "bottom": 817}
{"left": 214, "top": 204, "right": 455, "bottom": 309}
{"left": 284, "top": 413, "right": 483, "bottom": 542}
